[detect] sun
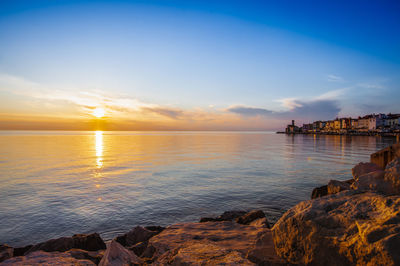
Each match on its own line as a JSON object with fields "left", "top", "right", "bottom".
{"left": 93, "top": 107, "right": 105, "bottom": 118}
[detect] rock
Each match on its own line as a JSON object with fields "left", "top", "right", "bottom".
{"left": 72, "top": 233, "right": 106, "bottom": 251}
{"left": 371, "top": 143, "right": 400, "bottom": 169}
{"left": 246, "top": 230, "right": 287, "bottom": 266}
{"left": 127, "top": 241, "right": 148, "bottom": 257}
{"left": 13, "top": 245, "right": 32, "bottom": 257}
{"left": 352, "top": 162, "right": 382, "bottom": 181}
{"left": 273, "top": 191, "right": 400, "bottom": 265}
{"left": 144, "top": 226, "right": 165, "bottom": 234}
{"left": 0, "top": 251, "right": 95, "bottom": 265}
{"left": 200, "top": 210, "right": 247, "bottom": 222}
{"left": 327, "top": 180, "right": 350, "bottom": 194}
{"left": 344, "top": 178, "right": 355, "bottom": 185}
{"left": 217, "top": 210, "right": 247, "bottom": 221}
{"left": 65, "top": 249, "right": 104, "bottom": 265}
{"left": 249, "top": 217, "right": 271, "bottom": 229}
{"left": 98, "top": 240, "right": 142, "bottom": 266}
{"left": 384, "top": 158, "right": 400, "bottom": 194}
{"left": 351, "top": 170, "right": 395, "bottom": 195}
{"left": 0, "top": 245, "right": 13, "bottom": 263}
{"left": 27, "top": 237, "right": 74, "bottom": 253}
{"left": 236, "top": 210, "right": 266, "bottom": 225}
{"left": 147, "top": 221, "right": 284, "bottom": 264}
{"left": 154, "top": 240, "right": 255, "bottom": 265}
{"left": 27, "top": 233, "right": 106, "bottom": 254}
{"left": 114, "top": 226, "right": 157, "bottom": 247}
{"left": 311, "top": 185, "right": 327, "bottom": 199}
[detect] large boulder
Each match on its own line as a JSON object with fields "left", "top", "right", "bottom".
{"left": 351, "top": 170, "right": 395, "bottom": 195}
{"left": 384, "top": 158, "right": 400, "bottom": 194}
{"left": 327, "top": 180, "right": 350, "bottom": 194}
{"left": 273, "top": 191, "right": 400, "bottom": 265}
{"left": 114, "top": 226, "right": 158, "bottom": 247}
{"left": 0, "top": 245, "right": 13, "bottom": 263}
{"left": 98, "top": 240, "right": 142, "bottom": 266}
{"left": 352, "top": 162, "right": 382, "bottom": 181}
{"left": 147, "top": 221, "right": 285, "bottom": 265}
{"left": 0, "top": 251, "right": 95, "bottom": 265}
{"left": 26, "top": 233, "right": 106, "bottom": 254}
{"left": 371, "top": 143, "right": 400, "bottom": 169}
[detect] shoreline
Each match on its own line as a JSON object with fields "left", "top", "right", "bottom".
{"left": 277, "top": 131, "right": 400, "bottom": 138}
{"left": 1, "top": 143, "right": 400, "bottom": 265}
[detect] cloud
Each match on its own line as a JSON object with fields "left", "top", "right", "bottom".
{"left": 226, "top": 106, "right": 273, "bottom": 116}
{"left": 314, "top": 88, "right": 347, "bottom": 100}
{"left": 327, "top": 74, "right": 344, "bottom": 82}
{"left": 142, "top": 107, "right": 183, "bottom": 119}
{"left": 279, "top": 99, "right": 340, "bottom": 120}
{"left": 357, "top": 83, "right": 384, "bottom": 89}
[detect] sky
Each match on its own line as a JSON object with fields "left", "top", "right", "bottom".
{"left": 0, "top": 0, "right": 399, "bottom": 130}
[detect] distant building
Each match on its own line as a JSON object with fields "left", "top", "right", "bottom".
{"left": 302, "top": 123, "right": 313, "bottom": 132}
{"left": 340, "top": 118, "right": 351, "bottom": 130}
{"left": 350, "top": 119, "right": 358, "bottom": 130}
{"left": 334, "top": 119, "right": 341, "bottom": 131}
{"left": 385, "top": 114, "right": 400, "bottom": 129}
{"left": 368, "top": 114, "right": 386, "bottom": 131}
{"left": 286, "top": 120, "right": 301, "bottom": 133}
{"left": 358, "top": 116, "right": 370, "bottom": 131}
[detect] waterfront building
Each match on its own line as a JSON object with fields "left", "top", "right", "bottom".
{"left": 358, "top": 116, "right": 370, "bottom": 131}
{"left": 385, "top": 114, "right": 400, "bottom": 129}
{"left": 368, "top": 114, "right": 386, "bottom": 131}
{"left": 334, "top": 119, "right": 341, "bottom": 131}
{"left": 351, "top": 119, "right": 358, "bottom": 130}
{"left": 286, "top": 120, "right": 301, "bottom": 133}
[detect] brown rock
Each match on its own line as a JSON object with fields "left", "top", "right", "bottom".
{"left": 144, "top": 226, "right": 165, "bottom": 234}
{"left": 127, "top": 241, "right": 148, "bottom": 257}
{"left": 13, "top": 245, "right": 32, "bottom": 257}
{"left": 147, "top": 221, "right": 284, "bottom": 264}
{"left": 249, "top": 217, "right": 271, "bottom": 229}
{"left": 384, "top": 158, "right": 400, "bottom": 194}
{"left": 98, "top": 240, "right": 142, "bottom": 266}
{"left": 0, "top": 245, "right": 13, "bottom": 263}
{"left": 200, "top": 210, "right": 247, "bottom": 222}
{"left": 26, "top": 233, "right": 106, "bottom": 254}
{"left": 273, "top": 191, "right": 400, "bottom": 265}
{"left": 371, "top": 143, "right": 400, "bottom": 169}
{"left": 351, "top": 170, "right": 395, "bottom": 195}
{"left": 114, "top": 226, "right": 157, "bottom": 247}
{"left": 236, "top": 210, "right": 266, "bottom": 225}
{"left": 72, "top": 233, "right": 106, "bottom": 251}
{"left": 246, "top": 230, "right": 286, "bottom": 265}
{"left": 352, "top": 162, "right": 382, "bottom": 181}
{"left": 311, "top": 185, "right": 328, "bottom": 199}
{"left": 0, "top": 251, "right": 95, "bottom": 265}
{"left": 65, "top": 249, "right": 104, "bottom": 265}
{"left": 154, "top": 240, "right": 255, "bottom": 265}
{"left": 327, "top": 180, "right": 350, "bottom": 194}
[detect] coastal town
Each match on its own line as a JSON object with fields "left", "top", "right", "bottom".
{"left": 284, "top": 113, "right": 400, "bottom": 136}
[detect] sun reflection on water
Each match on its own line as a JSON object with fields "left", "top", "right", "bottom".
{"left": 95, "top": 131, "right": 103, "bottom": 168}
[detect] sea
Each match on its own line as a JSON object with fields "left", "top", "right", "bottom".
{"left": 0, "top": 131, "right": 396, "bottom": 246}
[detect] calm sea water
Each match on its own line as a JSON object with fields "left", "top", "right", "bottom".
{"left": 0, "top": 131, "right": 396, "bottom": 246}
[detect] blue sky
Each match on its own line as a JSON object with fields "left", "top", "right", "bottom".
{"left": 0, "top": 0, "right": 399, "bottom": 130}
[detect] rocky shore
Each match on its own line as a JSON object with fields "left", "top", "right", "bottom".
{"left": 1, "top": 143, "right": 399, "bottom": 265}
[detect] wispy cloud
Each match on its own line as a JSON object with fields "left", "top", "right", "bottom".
{"left": 327, "top": 74, "right": 344, "bottom": 82}
{"left": 226, "top": 106, "right": 273, "bottom": 116}
{"left": 0, "top": 73, "right": 187, "bottom": 120}
{"left": 142, "top": 107, "right": 183, "bottom": 119}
